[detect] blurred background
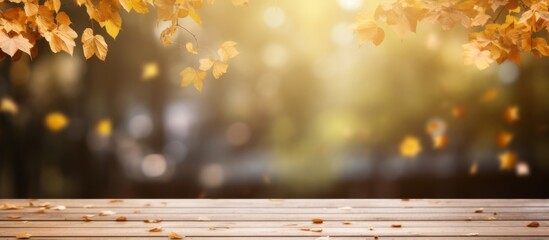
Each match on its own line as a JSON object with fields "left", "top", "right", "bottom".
{"left": 1, "top": 0, "right": 549, "bottom": 198}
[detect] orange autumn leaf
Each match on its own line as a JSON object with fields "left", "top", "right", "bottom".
{"left": 399, "top": 136, "right": 422, "bottom": 158}
{"left": 15, "top": 233, "right": 31, "bottom": 239}
{"left": 496, "top": 131, "right": 513, "bottom": 148}
{"left": 81, "top": 28, "right": 108, "bottom": 61}
{"left": 503, "top": 105, "right": 519, "bottom": 123}
{"left": 0, "top": 32, "right": 33, "bottom": 57}
{"left": 499, "top": 151, "right": 517, "bottom": 170}
{"left": 169, "top": 232, "right": 185, "bottom": 239}
{"left": 463, "top": 43, "right": 493, "bottom": 70}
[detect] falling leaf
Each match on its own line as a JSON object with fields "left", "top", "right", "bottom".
{"left": 469, "top": 162, "right": 478, "bottom": 175}
{"left": 391, "top": 224, "right": 402, "bottom": 228}
{"left": 168, "top": 232, "right": 185, "bottom": 239}
{"left": 45, "top": 112, "right": 69, "bottom": 132}
{"left": 399, "top": 136, "right": 422, "bottom": 158}
{"left": 199, "top": 57, "right": 228, "bottom": 79}
{"left": 432, "top": 134, "right": 448, "bottom": 149}
{"left": 0, "top": 98, "right": 18, "bottom": 115}
{"left": 0, "top": 203, "right": 24, "bottom": 210}
{"left": 180, "top": 67, "right": 207, "bottom": 92}
{"left": 499, "top": 151, "right": 517, "bottom": 170}
{"left": 149, "top": 227, "right": 163, "bottom": 232}
{"left": 496, "top": 131, "right": 513, "bottom": 148}
{"left": 516, "top": 161, "right": 530, "bottom": 177}
{"left": 503, "top": 105, "right": 519, "bottom": 123}
{"left": 142, "top": 62, "right": 159, "bottom": 80}
{"left": 312, "top": 218, "right": 323, "bottom": 224}
{"left": 116, "top": 216, "right": 127, "bottom": 221}
{"left": 463, "top": 43, "right": 493, "bottom": 70}
{"left": 99, "top": 210, "right": 116, "bottom": 216}
{"left": 15, "top": 233, "right": 31, "bottom": 239}
{"left": 81, "top": 28, "right": 108, "bottom": 61}
{"left": 527, "top": 221, "right": 540, "bottom": 227}
{"left": 144, "top": 219, "right": 162, "bottom": 223}
{"left": 96, "top": 119, "right": 112, "bottom": 137}
{"left": 186, "top": 42, "right": 198, "bottom": 55}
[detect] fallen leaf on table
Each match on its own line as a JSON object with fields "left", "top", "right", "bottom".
{"left": 342, "top": 221, "right": 352, "bottom": 225}
{"left": 116, "top": 216, "right": 127, "bottom": 221}
{"left": 15, "top": 233, "right": 31, "bottom": 239}
{"left": 99, "top": 210, "right": 116, "bottom": 216}
{"left": 109, "top": 199, "right": 124, "bottom": 203}
{"left": 51, "top": 205, "right": 66, "bottom": 210}
{"left": 144, "top": 219, "right": 162, "bottom": 223}
{"left": 310, "top": 228, "right": 323, "bottom": 232}
{"left": 391, "top": 224, "right": 402, "bottom": 228}
{"left": 474, "top": 208, "right": 483, "bottom": 213}
{"left": 169, "top": 232, "right": 185, "bottom": 239}
{"left": 527, "top": 221, "right": 540, "bottom": 227}
{"left": 312, "top": 218, "right": 323, "bottom": 224}
{"left": 0, "top": 203, "right": 24, "bottom": 210}
{"left": 82, "top": 215, "right": 94, "bottom": 221}
{"left": 7, "top": 215, "right": 21, "bottom": 219}
{"left": 148, "top": 226, "right": 163, "bottom": 232}
{"left": 35, "top": 208, "right": 46, "bottom": 213}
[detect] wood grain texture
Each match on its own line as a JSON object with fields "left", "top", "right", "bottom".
{"left": 0, "top": 199, "right": 547, "bottom": 239}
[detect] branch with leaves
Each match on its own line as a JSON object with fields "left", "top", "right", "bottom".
{"left": 0, "top": 0, "right": 247, "bottom": 91}
{"left": 352, "top": 0, "right": 549, "bottom": 70}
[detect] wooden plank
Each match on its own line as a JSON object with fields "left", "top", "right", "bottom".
{"left": 4, "top": 207, "right": 548, "bottom": 214}
{"left": 4, "top": 199, "right": 549, "bottom": 208}
{"left": 0, "top": 238, "right": 546, "bottom": 240}
{"left": 0, "top": 212, "right": 545, "bottom": 221}
{"left": 0, "top": 220, "right": 544, "bottom": 228}
{"left": 0, "top": 226, "right": 548, "bottom": 237}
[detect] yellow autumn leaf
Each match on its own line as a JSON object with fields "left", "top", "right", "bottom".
{"left": 142, "top": 62, "right": 159, "bottom": 80}
{"left": 217, "top": 41, "right": 239, "bottom": 62}
{"left": 462, "top": 43, "right": 493, "bottom": 70}
{"left": 0, "top": 97, "right": 18, "bottom": 115}
{"left": 44, "top": 24, "right": 78, "bottom": 55}
{"left": 199, "top": 57, "right": 228, "bottom": 79}
{"left": 120, "top": 0, "right": 149, "bottom": 13}
{"left": 96, "top": 119, "right": 112, "bottom": 137}
{"left": 186, "top": 42, "right": 198, "bottom": 54}
{"left": 352, "top": 15, "right": 385, "bottom": 47}
{"left": 499, "top": 151, "right": 517, "bottom": 170}
{"left": 100, "top": 15, "right": 122, "bottom": 39}
{"left": 399, "top": 136, "right": 421, "bottom": 158}
{"left": 189, "top": 8, "right": 202, "bottom": 25}
{"left": 45, "top": 112, "right": 69, "bottom": 132}
{"left": 81, "top": 28, "right": 108, "bottom": 61}
{"left": 180, "top": 67, "right": 207, "bottom": 92}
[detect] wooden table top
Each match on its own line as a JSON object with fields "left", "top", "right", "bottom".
{"left": 0, "top": 199, "right": 548, "bottom": 239}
